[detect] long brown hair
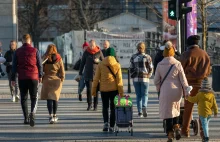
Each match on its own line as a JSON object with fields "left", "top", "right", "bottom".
{"left": 43, "top": 44, "right": 58, "bottom": 62}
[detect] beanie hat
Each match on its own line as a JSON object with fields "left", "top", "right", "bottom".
{"left": 106, "top": 47, "right": 116, "bottom": 57}
{"left": 187, "top": 35, "right": 200, "bottom": 46}
{"left": 82, "top": 42, "right": 89, "bottom": 49}
{"left": 163, "top": 41, "right": 175, "bottom": 57}
{"left": 201, "top": 77, "right": 212, "bottom": 90}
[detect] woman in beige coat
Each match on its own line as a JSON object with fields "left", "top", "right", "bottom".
{"left": 154, "top": 41, "right": 189, "bottom": 142}
{"left": 41, "top": 44, "right": 65, "bottom": 124}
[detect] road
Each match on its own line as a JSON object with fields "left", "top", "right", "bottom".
{"left": 0, "top": 71, "right": 219, "bottom": 142}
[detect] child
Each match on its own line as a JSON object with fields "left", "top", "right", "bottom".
{"left": 186, "top": 77, "right": 218, "bottom": 142}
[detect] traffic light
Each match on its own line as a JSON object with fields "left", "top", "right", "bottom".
{"left": 179, "top": 0, "right": 192, "bottom": 19}
{"left": 168, "top": 0, "right": 192, "bottom": 20}
{"left": 168, "top": 0, "right": 177, "bottom": 20}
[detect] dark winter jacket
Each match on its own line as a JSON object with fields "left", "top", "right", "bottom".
{"left": 4, "top": 49, "right": 16, "bottom": 73}
{"left": 12, "top": 43, "right": 43, "bottom": 81}
{"left": 79, "top": 46, "right": 104, "bottom": 81}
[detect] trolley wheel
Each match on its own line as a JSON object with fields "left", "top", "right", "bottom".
{"left": 193, "top": 119, "right": 199, "bottom": 136}
{"left": 131, "top": 128, "right": 133, "bottom": 136}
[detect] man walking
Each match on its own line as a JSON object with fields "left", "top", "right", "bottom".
{"left": 11, "top": 34, "right": 43, "bottom": 127}
{"left": 180, "top": 35, "right": 211, "bottom": 138}
{"left": 4, "top": 40, "right": 19, "bottom": 102}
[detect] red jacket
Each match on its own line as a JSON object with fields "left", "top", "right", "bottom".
{"left": 12, "top": 43, "right": 43, "bottom": 80}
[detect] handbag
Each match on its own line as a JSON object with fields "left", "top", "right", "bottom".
{"left": 73, "top": 59, "right": 81, "bottom": 70}
{"left": 158, "top": 64, "right": 174, "bottom": 99}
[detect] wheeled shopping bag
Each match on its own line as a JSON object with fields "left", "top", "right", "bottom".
{"left": 114, "top": 95, "right": 133, "bottom": 136}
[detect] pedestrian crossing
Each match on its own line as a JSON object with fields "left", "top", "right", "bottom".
{"left": 0, "top": 95, "right": 219, "bottom": 141}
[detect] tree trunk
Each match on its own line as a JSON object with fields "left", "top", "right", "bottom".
{"left": 78, "top": 0, "right": 90, "bottom": 30}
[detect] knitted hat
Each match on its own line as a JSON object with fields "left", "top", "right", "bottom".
{"left": 163, "top": 41, "right": 175, "bottom": 57}
{"left": 201, "top": 77, "right": 212, "bottom": 90}
{"left": 82, "top": 42, "right": 89, "bottom": 49}
{"left": 106, "top": 47, "right": 116, "bottom": 57}
{"left": 187, "top": 35, "right": 200, "bottom": 46}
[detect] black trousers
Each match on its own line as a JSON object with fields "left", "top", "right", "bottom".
{"left": 18, "top": 79, "right": 38, "bottom": 119}
{"left": 47, "top": 100, "right": 58, "bottom": 115}
{"left": 85, "top": 80, "right": 99, "bottom": 106}
{"left": 101, "top": 90, "right": 117, "bottom": 127}
{"left": 165, "top": 116, "right": 179, "bottom": 132}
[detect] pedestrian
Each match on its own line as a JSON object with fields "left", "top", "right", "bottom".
{"left": 129, "top": 42, "right": 153, "bottom": 118}
{"left": 102, "top": 40, "right": 119, "bottom": 62}
{"left": 0, "top": 47, "right": 5, "bottom": 77}
{"left": 154, "top": 41, "right": 190, "bottom": 142}
{"left": 4, "top": 40, "right": 19, "bottom": 102}
{"left": 78, "top": 42, "right": 89, "bottom": 101}
{"left": 11, "top": 34, "right": 43, "bottom": 127}
{"left": 185, "top": 77, "right": 218, "bottom": 142}
{"left": 92, "top": 47, "right": 123, "bottom": 132}
{"left": 79, "top": 40, "right": 104, "bottom": 111}
{"left": 41, "top": 44, "right": 65, "bottom": 124}
{"left": 153, "top": 40, "right": 181, "bottom": 75}
{"left": 180, "top": 35, "right": 211, "bottom": 138}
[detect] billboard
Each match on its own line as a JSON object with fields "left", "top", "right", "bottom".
{"left": 187, "top": 0, "right": 197, "bottom": 38}
{"left": 86, "top": 31, "right": 145, "bottom": 68}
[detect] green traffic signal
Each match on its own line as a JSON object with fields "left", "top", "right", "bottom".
{"left": 168, "top": 0, "right": 177, "bottom": 20}
{"left": 170, "top": 10, "right": 175, "bottom": 17}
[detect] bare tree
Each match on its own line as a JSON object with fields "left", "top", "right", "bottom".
{"left": 197, "top": 0, "right": 220, "bottom": 51}
{"left": 56, "top": 0, "right": 123, "bottom": 32}
{"left": 18, "top": 0, "right": 59, "bottom": 48}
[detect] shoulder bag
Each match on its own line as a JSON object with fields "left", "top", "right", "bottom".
{"left": 158, "top": 64, "right": 174, "bottom": 99}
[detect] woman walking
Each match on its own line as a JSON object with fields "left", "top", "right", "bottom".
{"left": 154, "top": 41, "right": 190, "bottom": 142}
{"left": 41, "top": 44, "right": 65, "bottom": 124}
{"left": 92, "top": 48, "right": 123, "bottom": 132}
{"left": 129, "top": 42, "right": 153, "bottom": 118}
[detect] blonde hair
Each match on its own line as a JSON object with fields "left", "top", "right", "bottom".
{"left": 137, "top": 42, "right": 146, "bottom": 53}
{"left": 163, "top": 41, "right": 175, "bottom": 57}
{"left": 44, "top": 44, "right": 58, "bottom": 62}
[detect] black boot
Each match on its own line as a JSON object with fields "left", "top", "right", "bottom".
{"left": 203, "top": 137, "right": 209, "bottom": 142}
{"left": 87, "top": 103, "right": 92, "bottom": 111}
{"left": 78, "top": 94, "right": 82, "bottom": 101}
{"left": 93, "top": 103, "right": 97, "bottom": 111}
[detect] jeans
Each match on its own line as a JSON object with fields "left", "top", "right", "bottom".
{"left": 85, "top": 80, "right": 99, "bottom": 106}
{"left": 7, "top": 72, "right": 19, "bottom": 96}
{"left": 199, "top": 115, "right": 211, "bottom": 138}
{"left": 133, "top": 81, "right": 149, "bottom": 113}
{"left": 78, "top": 75, "right": 86, "bottom": 95}
{"left": 101, "top": 90, "right": 117, "bottom": 127}
{"left": 19, "top": 79, "right": 39, "bottom": 119}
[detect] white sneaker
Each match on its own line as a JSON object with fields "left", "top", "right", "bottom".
{"left": 15, "top": 95, "right": 20, "bottom": 102}
{"left": 49, "top": 117, "right": 54, "bottom": 124}
{"left": 53, "top": 116, "right": 58, "bottom": 123}
{"left": 11, "top": 95, "right": 15, "bottom": 102}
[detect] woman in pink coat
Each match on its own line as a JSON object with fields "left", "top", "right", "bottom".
{"left": 154, "top": 41, "right": 189, "bottom": 142}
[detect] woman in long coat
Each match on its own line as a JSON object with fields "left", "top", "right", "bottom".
{"left": 154, "top": 41, "right": 189, "bottom": 142}
{"left": 41, "top": 44, "right": 65, "bottom": 124}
